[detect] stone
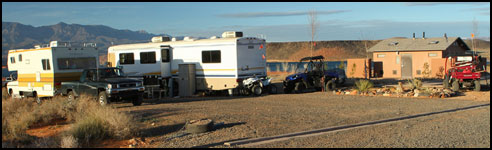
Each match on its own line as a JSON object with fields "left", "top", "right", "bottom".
{"left": 350, "top": 90, "right": 358, "bottom": 95}
{"left": 345, "top": 91, "right": 351, "bottom": 95}
{"left": 414, "top": 93, "right": 419, "bottom": 97}
{"left": 414, "top": 89, "right": 420, "bottom": 94}
{"left": 383, "top": 93, "right": 391, "bottom": 96}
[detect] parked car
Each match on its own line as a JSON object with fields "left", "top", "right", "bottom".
{"left": 60, "top": 67, "right": 145, "bottom": 106}
{"left": 283, "top": 56, "right": 346, "bottom": 93}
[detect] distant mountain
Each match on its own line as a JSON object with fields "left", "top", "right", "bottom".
{"left": 2, "top": 22, "right": 168, "bottom": 65}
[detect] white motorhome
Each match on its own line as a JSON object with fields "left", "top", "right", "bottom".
{"left": 6, "top": 41, "right": 99, "bottom": 102}
{"left": 107, "top": 31, "right": 267, "bottom": 95}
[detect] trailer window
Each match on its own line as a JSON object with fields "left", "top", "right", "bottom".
{"left": 42, "top": 59, "right": 51, "bottom": 70}
{"left": 58, "top": 57, "right": 96, "bottom": 70}
{"left": 10, "top": 57, "right": 15, "bottom": 64}
{"left": 202, "top": 50, "right": 221, "bottom": 63}
{"left": 19, "top": 54, "right": 22, "bottom": 62}
{"left": 140, "top": 52, "right": 156, "bottom": 64}
{"left": 161, "top": 49, "right": 170, "bottom": 62}
{"left": 119, "top": 53, "right": 134, "bottom": 64}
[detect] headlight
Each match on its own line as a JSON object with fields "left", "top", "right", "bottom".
{"left": 107, "top": 84, "right": 112, "bottom": 89}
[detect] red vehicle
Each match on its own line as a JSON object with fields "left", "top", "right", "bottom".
{"left": 443, "top": 54, "right": 486, "bottom": 91}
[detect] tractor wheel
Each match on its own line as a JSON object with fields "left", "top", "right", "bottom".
{"left": 294, "top": 82, "right": 305, "bottom": 93}
{"left": 325, "top": 80, "right": 336, "bottom": 91}
{"left": 443, "top": 75, "right": 449, "bottom": 88}
{"left": 451, "top": 79, "right": 460, "bottom": 92}
{"left": 474, "top": 80, "right": 481, "bottom": 91}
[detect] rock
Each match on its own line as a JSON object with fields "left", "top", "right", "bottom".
{"left": 333, "top": 90, "right": 337, "bottom": 94}
{"left": 345, "top": 91, "right": 351, "bottom": 95}
{"left": 414, "top": 93, "right": 419, "bottom": 97}
{"left": 414, "top": 89, "right": 420, "bottom": 94}
{"left": 419, "top": 93, "right": 431, "bottom": 97}
{"left": 350, "top": 90, "right": 358, "bottom": 95}
{"left": 383, "top": 93, "right": 391, "bottom": 96}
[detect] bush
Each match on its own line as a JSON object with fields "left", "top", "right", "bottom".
{"left": 355, "top": 79, "right": 373, "bottom": 93}
{"left": 60, "top": 135, "right": 79, "bottom": 148}
{"left": 69, "top": 96, "right": 136, "bottom": 146}
{"left": 407, "top": 78, "right": 422, "bottom": 90}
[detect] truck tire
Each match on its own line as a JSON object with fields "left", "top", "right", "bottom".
{"left": 283, "top": 85, "right": 293, "bottom": 94}
{"left": 474, "top": 80, "right": 481, "bottom": 91}
{"left": 132, "top": 94, "right": 143, "bottom": 106}
{"left": 294, "top": 82, "right": 305, "bottom": 93}
{"left": 443, "top": 75, "right": 449, "bottom": 88}
{"left": 251, "top": 84, "right": 262, "bottom": 96}
{"left": 67, "top": 91, "right": 76, "bottom": 104}
{"left": 451, "top": 80, "right": 460, "bottom": 92}
{"left": 325, "top": 80, "right": 336, "bottom": 91}
{"left": 184, "top": 119, "right": 214, "bottom": 134}
{"left": 98, "top": 92, "right": 109, "bottom": 106}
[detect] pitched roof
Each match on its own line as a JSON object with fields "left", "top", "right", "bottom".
{"left": 367, "top": 37, "right": 470, "bottom": 52}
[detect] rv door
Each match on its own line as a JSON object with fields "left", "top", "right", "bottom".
{"left": 160, "top": 45, "right": 172, "bottom": 78}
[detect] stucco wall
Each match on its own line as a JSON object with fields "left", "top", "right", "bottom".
{"left": 346, "top": 58, "right": 370, "bottom": 78}
{"left": 373, "top": 51, "right": 443, "bottom": 78}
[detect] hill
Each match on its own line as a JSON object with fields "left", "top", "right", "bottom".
{"left": 2, "top": 22, "right": 165, "bottom": 65}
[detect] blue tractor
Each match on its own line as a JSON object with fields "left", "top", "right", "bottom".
{"left": 283, "top": 56, "right": 346, "bottom": 93}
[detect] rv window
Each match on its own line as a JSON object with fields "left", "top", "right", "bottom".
{"left": 19, "top": 54, "right": 22, "bottom": 62}
{"left": 58, "top": 57, "right": 96, "bottom": 70}
{"left": 10, "top": 57, "right": 15, "bottom": 64}
{"left": 161, "top": 49, "right": 170, "bottom": 62}
{"left": 140, "top": 52, "right": 156, "bottom": 64}
{"left": 42, "top": 59, "right": 51, "bottom": 70}
{"left": 119, "top": 53, "right": 134, "bottom": 64}
{"left": 202, "top": 50, "right": 221, "bottom": 63}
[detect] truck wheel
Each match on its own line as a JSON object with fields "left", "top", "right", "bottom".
{"left": 443, "top": 75, "right": 449, "bottom": 88}
{"left": 132, "top": 94, "right": 143, "bottom": 106}
{"left": 325, "top": 80, "right": 336, "bottom": 91}
{"left": 474, "top": 80, "right": 481, "bottom": 91}
{"left": 67, "top": 91, "right": 76, "bottom": 104}
{"left": 98, "top": 92, "right": 109, "bottom": 106}
{"left": 294, "top": 82, "right": 305, "bottom": 93}
{"left": 451, "top": 79, "right": 460, "bottom": 92}
{"left": 251, "top": 84, "right": 262, "bottom": 96}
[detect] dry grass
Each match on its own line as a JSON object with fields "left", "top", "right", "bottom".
{"left": 60, "top": 135, "right": 79, "bottom": 148}
{"left": 2, "top": 93, "right": 137, "bottom": 147}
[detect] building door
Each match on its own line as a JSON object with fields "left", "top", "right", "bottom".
{"left": 401, "top": 54, "right": 412, "bottom": 79}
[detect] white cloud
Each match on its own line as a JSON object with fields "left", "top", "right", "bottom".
{"left": 404, "top": 2, "right": 488, "bottom": 6}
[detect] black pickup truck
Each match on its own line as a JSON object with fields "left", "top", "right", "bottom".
{"left": 60, "top": 67, "right": 145, "bottom": 106}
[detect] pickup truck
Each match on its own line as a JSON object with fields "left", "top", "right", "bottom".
{"left": 60, "top": 67, "right": 145, "bottom": 106}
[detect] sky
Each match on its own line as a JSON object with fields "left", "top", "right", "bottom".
{"left": 2, "top": 2, "right": 490, "bottom": 42}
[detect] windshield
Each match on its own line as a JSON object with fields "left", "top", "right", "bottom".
{"left": 97, "top": 68, "right": 125, "bottom": 78}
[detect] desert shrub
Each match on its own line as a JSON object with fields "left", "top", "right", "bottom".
{"left": 2, "top": 97, "right": 37, "bottom": 142}
{"left": 69, "top": 96, "right": 136, "bottom": 145}
{"left": 355, "top": 79, "right": 373, "bottom": 93}
{"left": 60, "top": 135, "right": 79, "bottom": 148}
{"left": 407, "top": 78, "right": 422, "bottom": 90}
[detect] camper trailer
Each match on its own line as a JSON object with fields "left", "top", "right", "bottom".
{"left": 6, "top": 41, "right": 99, "bottom": 102}
{"left": 107, "top": 31, "right": 269, "bottom": 96}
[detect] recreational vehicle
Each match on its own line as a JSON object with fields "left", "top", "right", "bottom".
{"left": 6, "top": 41, "right": 99, "bottom": 102}
{"left": 107, "top": 31, "right": 270, "bottom": 96}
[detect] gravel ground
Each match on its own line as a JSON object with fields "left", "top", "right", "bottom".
{"left": 111, "top": 84, "right": 490, "bottom": 148}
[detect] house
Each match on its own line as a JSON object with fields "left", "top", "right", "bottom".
{"left": 367, "top": 33, "right": 471, "bottom": 79}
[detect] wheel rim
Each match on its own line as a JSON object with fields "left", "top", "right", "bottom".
{"left": 99, "top": 95, "right": 105, "bottom": 105}
{"left": 253, "top": 86, "right": 262, "bottom": 95}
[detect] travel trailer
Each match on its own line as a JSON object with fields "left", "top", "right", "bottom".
{"left": 107, "top": 31, "right": 269, "bottom": 96}
{"left": 6, "top": 41, "right": 99, "bottom": 102}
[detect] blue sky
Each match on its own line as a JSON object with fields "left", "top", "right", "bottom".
{"left": 2, "top": 2, "right": 490, "bottom": 42}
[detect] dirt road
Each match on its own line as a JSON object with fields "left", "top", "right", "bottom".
{"left": 111, "top": 89, "right": 490, "bottom": 148}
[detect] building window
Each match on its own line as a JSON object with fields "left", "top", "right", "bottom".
{"left": 396, "top": 57, "right": 400, "bottom": 64}
{"left": 393, "top": 70, "right": 397, "bottom": 75}
{"left": 428, "top": 53, "right": 437, "bottom": 57}
{"left": 119, "top": 53, "right": 134, "bottom": 65}
{"left": 10, "top": 57, "right": 15, "bottom": 64}
{"left": 18, "top": 54, "right": 22, "bottom": 62}
{"left": 248, "top": 45, "right": 254, "bottom": 49}
{"left": 140, "top": 52, "right": 156, "bottom": 64}
{"left": 202, "top": 50, "right": 221, "bottom": 63}
{"left": 416, "top": 70, "right": 421, "bottom": 75}
{"left": 58, "top": 57, "right": 97, "bottom": 70}
{"left": 161, "top": 49, "right": 170, "bottom": 62}
{"left": 377, "top": 54, "right": 385, "bottom": 58}
{"left": 42, "top": 59, "right": 51, "bottom": 70}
